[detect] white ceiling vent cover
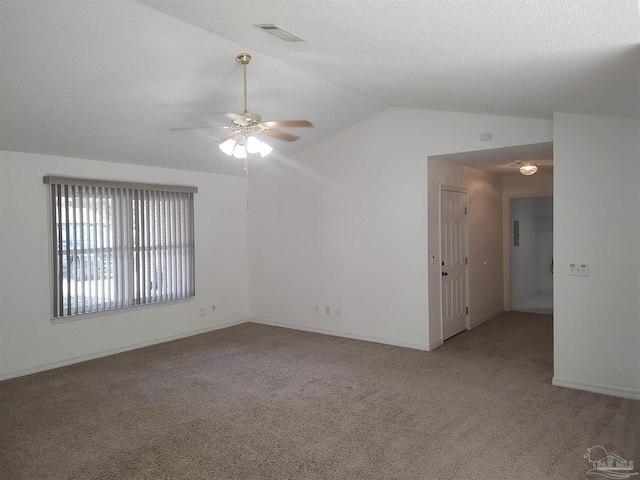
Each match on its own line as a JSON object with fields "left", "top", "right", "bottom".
{"left": 254, "top": 24, "right": 306, "bottom": 42}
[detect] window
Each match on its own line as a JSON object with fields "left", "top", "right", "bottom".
{"left": 44, "top": 176, "right": 197, "bottom": 319}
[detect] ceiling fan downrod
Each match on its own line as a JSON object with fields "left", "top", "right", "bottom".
{"left": 236, "top": 53, "right": 252, "bottom": 115}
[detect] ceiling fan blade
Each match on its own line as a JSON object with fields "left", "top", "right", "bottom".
{"left": 261, "top": 129, "right": 300, "bottom": 142}
{"left": 170, "top": 125, "right": 229, "bottom": 131}
{"left": 261, "top": 120, "right": 314, "bottom": 129}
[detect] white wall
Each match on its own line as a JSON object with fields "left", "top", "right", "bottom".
{"left": 553, "top": 113, "right": 640, "bottom": 398}
{"left": 536, "top": 198, "right": 553, "bottom": 295}
{"left": 0, "top": 158, "right": 3, "bottom": 372}
{"left": 0, "top": 151, "right": 249, "bottom": 378}
{"left": 427, "top": 159, "right": 504, "bottom": 336}
{"left": 248, "top": 108, "right": 552, "bottom": 350}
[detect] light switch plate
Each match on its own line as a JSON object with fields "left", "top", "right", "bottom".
{"left": 568, "top": 263, "right": 589, "bottom": 276}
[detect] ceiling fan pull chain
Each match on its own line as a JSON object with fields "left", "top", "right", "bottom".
{"left": 244, "top": 155, "right": 249, "bottom": 209}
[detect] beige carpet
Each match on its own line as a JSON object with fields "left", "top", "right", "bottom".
{"left": 1, "top": 312, "right": 638, "bottom": 479}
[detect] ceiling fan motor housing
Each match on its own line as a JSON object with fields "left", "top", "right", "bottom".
{"left": 232, "top": 112, "right": 262, "bottom": 127}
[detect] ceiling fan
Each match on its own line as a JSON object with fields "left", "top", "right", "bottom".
{"left": 171, "top": 53, "right": 313, "bottom": 158}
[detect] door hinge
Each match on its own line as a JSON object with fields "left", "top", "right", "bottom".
{"left": 465, "top": 306, "right": 469, "bottom": 315}
{"left": 465, "top": 257, "right": 468, "bottom": 265}
{"left": 464, "top": 206, "right": 467, "bottom": 214}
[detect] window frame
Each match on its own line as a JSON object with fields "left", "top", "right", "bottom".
{"left": 44, "top": 176, "right": 198, "bottom": 321}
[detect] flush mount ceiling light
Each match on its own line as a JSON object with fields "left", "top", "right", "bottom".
{"left": 518, "top": 161, "right": 538, "bottom": 176}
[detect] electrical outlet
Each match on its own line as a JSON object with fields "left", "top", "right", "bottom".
{"left": 199, "top": 308, "right": 206, "bottom": 316}
{"left": 336, "top": 307, "right": 341, "bottom": 316}
{"left": 314, "top": 305, "right": 319, "bottom": 314}
{"left": 325, "top": 305, "right": 330, "bottom": 315}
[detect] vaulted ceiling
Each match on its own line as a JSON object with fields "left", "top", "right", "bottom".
{"left": 1, "top": 1, "right": 638, "bottom": 175}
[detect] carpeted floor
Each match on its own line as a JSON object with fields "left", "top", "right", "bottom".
{"left": 1, "top": 312, "right": 638, "bottom": 479}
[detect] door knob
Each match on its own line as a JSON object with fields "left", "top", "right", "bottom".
{"left": 442, "top": 271, "right": 448, "bottom": 276}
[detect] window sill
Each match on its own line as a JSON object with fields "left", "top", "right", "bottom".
{"left": 50, "top": 297, "right": 194, "bottom": 324}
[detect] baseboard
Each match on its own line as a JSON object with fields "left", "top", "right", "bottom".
{"left": 552, "top": 377, "right": 640, "bottom": 401}
{"left": 429, "top": 339, "right": 444, "bottom": 350}
{"left": 0, "top": 318, "right": 249, "bottom": 381}
{"left": 248, "top": 318, "right": 432, "bottom": 351}
{"left": 470, "top": 307, "right": 504, "bottom": 329}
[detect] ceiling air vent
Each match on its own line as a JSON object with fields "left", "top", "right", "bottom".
{"left": 254, "top": 24, "right": 306, "bottom": 43}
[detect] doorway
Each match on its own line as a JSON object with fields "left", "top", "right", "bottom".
{"left": 509, "top": 196, "right": 553, "bottom": 314}
{"left": 427, "top": 142, "right": 553, "bottom": 348}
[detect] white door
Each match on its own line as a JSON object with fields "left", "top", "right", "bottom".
{"left": 441, "top": 189, "right": 468, "bottom": 340}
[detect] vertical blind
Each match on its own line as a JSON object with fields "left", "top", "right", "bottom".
{"left": 44, "top": 176, "right": 197, "bottom": 319}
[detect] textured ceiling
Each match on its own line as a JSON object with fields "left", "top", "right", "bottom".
{"left": 1, "top": 1, "right": 638, "bottom": 175}
{"left": 139, "top": 0, "right": 640, "bottom": 119}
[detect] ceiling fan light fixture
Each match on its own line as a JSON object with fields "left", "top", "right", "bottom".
{"left": 246, "top": 136, "right": 262, "bottom": 154}
{"left": 519, "top": 162, "right": 538, "bottom": 176}
{"left": 219, "top": 138, "right": 236, "bottom": 156}
{"left": 259, "top": 141, "right": 273, "bottom": 158}
{"left": 219, "top": 136, "right": 272, "bottom": 159}
{"left": 232, "top": 143, "right": 247, "bottom": 159}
